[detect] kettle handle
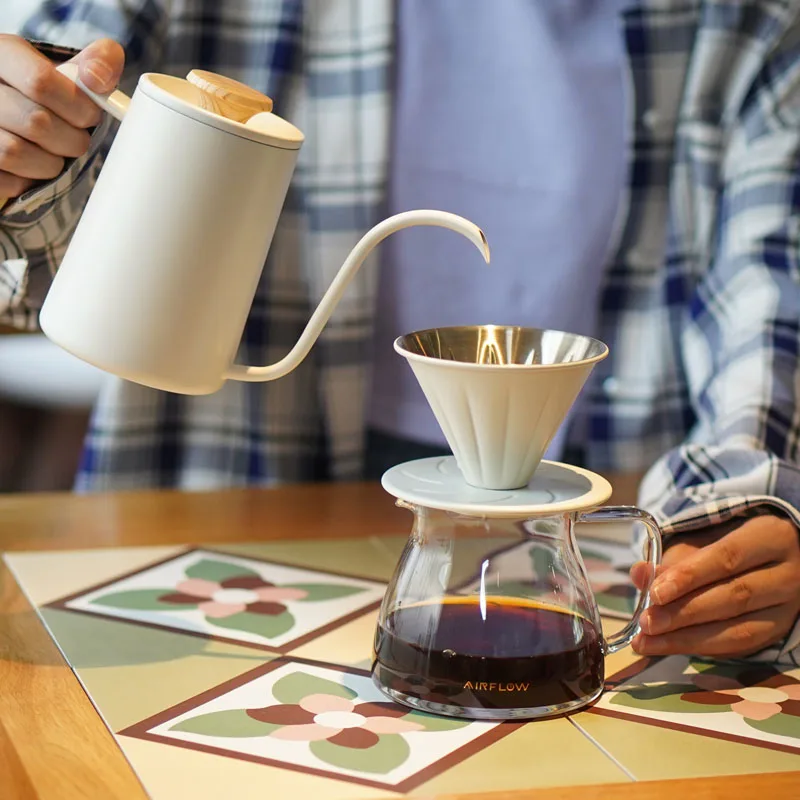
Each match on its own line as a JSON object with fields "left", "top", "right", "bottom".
{"left": 224, "top": 209, "right": 491, "bottom": 383}
{"left": 56, "top": 61, "right": 130, "bottom": 121}
{"left": 0, "top": 62, "right": 130, "bottom": 211}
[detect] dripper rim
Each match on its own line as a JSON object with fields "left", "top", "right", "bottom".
{"left": 393, "top": 325, "right": 609, "bottom": 371}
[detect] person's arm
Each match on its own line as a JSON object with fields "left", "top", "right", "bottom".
{"left": 0, "top": 37, "right": 115, "bottom": 328}
{"left": 629, "top": 22, "right": 800, "bottom": 665}
{"left": 0, "top": 1, "right": 168, "bottom": 328}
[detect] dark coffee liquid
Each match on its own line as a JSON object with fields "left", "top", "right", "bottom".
{"left": 372, "top": 597, "right": 603, "bottom": 711}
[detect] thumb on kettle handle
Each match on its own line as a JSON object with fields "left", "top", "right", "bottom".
{"left": 1, "top": 62, "right": 129, "bottom": 213}
{"left": 56, "top": 62, "right": 130, "bottom": 121}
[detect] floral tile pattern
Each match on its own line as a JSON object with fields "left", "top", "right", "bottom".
{"left": 456, "top": 538, "right": 637, "bottom": 620}
{"left": 120, "top": 658, "right": 519, "bottom": 792}
{"left": 578, "top": 540, "right": 638, "bottom": 620}
{"left": 47, "top": 549, "right": 386, "bottom": 652}
{"left": 592, "top": 655, "right": 800, "bottom": 754}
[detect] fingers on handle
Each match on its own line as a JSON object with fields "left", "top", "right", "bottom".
{"left": 651, "top": 516, "right": 797, "bottom": 605}
{"left": 0, "top": 35, "right": 101, "bottom": 127}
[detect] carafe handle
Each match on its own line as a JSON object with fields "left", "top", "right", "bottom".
{"left": 577, "top": 505, "right": 662, "bottom": 654}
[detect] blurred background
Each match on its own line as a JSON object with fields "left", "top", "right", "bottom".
{"left": 0, "top": 2, "right": 106, "bottom": 492}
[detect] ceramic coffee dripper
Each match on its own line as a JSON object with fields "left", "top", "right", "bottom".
{"left": 395, "top": 325, "right": 609, "bottom": 490}
{"left": 371, "top": 326, "right": 663, "bottom": 720}
{"left": 39, "top": 67, "right": 489, "bottom": 394}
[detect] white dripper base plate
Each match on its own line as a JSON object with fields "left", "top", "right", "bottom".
{"left": 381, "top": 456, "right": 612, "bottom": 517}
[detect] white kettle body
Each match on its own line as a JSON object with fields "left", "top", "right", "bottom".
{"left": 40, "top": 68, "right": 489, "bottom": 395}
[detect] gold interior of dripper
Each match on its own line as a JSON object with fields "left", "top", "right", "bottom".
{"left": 394, "top": 325, "right": 608, "bottom": 490}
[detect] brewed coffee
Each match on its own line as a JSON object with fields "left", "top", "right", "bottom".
{"left": 372, "top": 596, "right": 603, "bottom": 712}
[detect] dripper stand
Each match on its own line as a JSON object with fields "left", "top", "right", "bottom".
{"left": 382, "top": 455, "right": 612, "bottom": 520}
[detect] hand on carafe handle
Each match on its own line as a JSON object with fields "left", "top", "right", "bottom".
{"left": 0, "top": 35, "right": 124, "bottom": 207}
{"left": 630, "top": 513, "right": 800, "bottom": 658}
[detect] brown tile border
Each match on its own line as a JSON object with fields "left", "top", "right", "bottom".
{"left": 45, "top": 547, "right": 385, "bottom": 654}
{"left": 119, "top": 655, "right": 524, "bottom": 794}
{"left": 589, "top": 657, "right": 800, "bottom": 756}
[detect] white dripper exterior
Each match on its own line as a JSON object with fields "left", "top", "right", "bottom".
{"left": 395, "top": 326, "right": 608, "bottom": 490}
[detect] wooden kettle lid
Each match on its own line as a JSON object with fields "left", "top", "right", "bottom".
{"left": 186, "top": 70, "right": 273, "bottom": 122}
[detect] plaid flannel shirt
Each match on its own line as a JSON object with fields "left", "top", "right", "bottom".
{"left": 2, "top": 0, "right": 800, "bottom": 663}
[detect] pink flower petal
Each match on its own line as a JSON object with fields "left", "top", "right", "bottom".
{"left": 270, "top": 723, "right": 338, "bottom": 742}
{"left": 199, "top": 600, "right": 247, "bottom": 618}
{"left": 730, "top": 699, "right": 783, "bottom": 721}
{"left": 362, "top": 716, "right": 425, "bottom": 734}
{"left": 692, "top": 673, "right": 742, "bottom": 692}
{"left": 781, "top": 683, "right": 800, "bottom": 700}
{"left": 256, "top": 587, "right": 309, "bottom": 602}
{"left": 582, "top": 558, "right": 609, "bottom": 571}
{"left": 176, "top": 578, "right": 220, "bottom": 599}
{"left": 300, "top": 693, "right": 354, "bottom": 714}
{"left": 591, "top": 569, "right": 626, "bottom": 586}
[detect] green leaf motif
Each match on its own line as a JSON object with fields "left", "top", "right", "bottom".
{"left": 744, "top": 711, "right": 800, "bottom": 739}
{"left": 688, "top": 659, "right": 719, "bottom": 674}
{"left": 688, "top": 660, "right": 745, "bottom": 681}
{"left": 579, "top": 548, "right": 611, "bottom": 564}
{"left": 210, "top": 610, "right": 294, "bottom": 640}
{"left": 286, "top": 583, "right": 366, "bottom": 602}
{"left": 530, "top": 545, "right": 556, "bottom": 580}
{"left": 185, "top": 558, "right": 259, "bottom": 583}
{"left": 404, "top": 710, "right": 470, "bottom": 732}
{"left": 596, "top": 589, "right": 636, "bottom": 616}
{"left": 170, "top": 709, "right": 277, "bottom": 738}
{"left": 310, "top": 734, "right": 409, "bottom": 775}
{"left": 610, "top": 685, "right": 731, "bottom": 714}
{"left": 90, "top": 589, "right": 191, "bottom": 612}
{"left": 272, "top": 672, "right": 357, "bottom": 705}
{"left": 492, "top": 581, "right": 536, "bottom": 600}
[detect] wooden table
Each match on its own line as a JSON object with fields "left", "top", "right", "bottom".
{"left": 0, "top": 484, "right": 796, "bottom": 799}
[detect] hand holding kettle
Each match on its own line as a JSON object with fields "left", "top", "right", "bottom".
{"left": 0, "top": 35, "right": 123, "bottom": 202}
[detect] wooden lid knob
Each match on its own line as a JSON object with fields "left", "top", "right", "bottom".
{"left": 187, "top": 70, "right": 273, "bottom": 123}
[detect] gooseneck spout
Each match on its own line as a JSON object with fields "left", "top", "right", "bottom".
{"left": 225, "top": 210, "right": 490, "bottom": 383}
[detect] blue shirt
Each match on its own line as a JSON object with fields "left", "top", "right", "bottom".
{"left": 369, "top": 0, "right": 627, "bottom": 458}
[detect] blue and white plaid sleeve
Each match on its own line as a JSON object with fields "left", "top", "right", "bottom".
{"left": 0, "top": 122, "right": 109, "bottom": 329}
{"left": 639, "top": 30, "right": 800, "bottom": 665}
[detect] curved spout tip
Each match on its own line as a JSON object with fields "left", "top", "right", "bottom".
{"left": 386, "top": 209, "right": 490, "bottom": 265}
{"left": 477, "top": 228, "right": 491, "bottom": 264}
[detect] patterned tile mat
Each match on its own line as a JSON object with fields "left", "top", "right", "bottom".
{"left": 5, "top": 544, "right": 634, "bottom": 796}
{"left": 46, "top": 548, "right": 386, "bottom": 652}
{"left": 121, "top": 657, "right": 519, "bottom": 793}
{"left": 592, "top": 654, "right": 800, "bottom": 754}
{"left": 8, "top": 542, "right": 798, "bottom": 796}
